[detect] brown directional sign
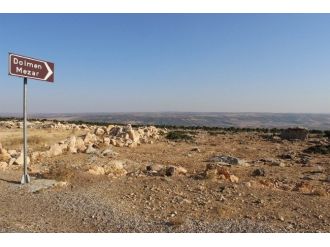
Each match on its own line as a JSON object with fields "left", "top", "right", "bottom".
{"left": 9, "top": 53, "right": 54, "bottom": 82}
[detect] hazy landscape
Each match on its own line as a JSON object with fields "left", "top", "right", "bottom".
{"left": 2, "top": 112, "right": 330, "bottom": 130}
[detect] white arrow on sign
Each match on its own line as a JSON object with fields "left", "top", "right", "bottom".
{"left": 44, "top": 61, "right": 53, "bottom": 81}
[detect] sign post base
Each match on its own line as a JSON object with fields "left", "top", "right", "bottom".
{"left": 21, "top": 174, "right": 31, "bottom": 184}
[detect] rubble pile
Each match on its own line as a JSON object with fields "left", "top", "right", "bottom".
{"left": 0, "top": 123, "right": 165, "bottom": 168}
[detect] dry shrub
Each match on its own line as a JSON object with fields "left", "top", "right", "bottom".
{"left": 2, "top": 135, "right": 47, "bottom": 149}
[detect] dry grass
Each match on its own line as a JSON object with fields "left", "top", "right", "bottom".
{"left": 0, "top": 128, "right": 85, "bottom": 150}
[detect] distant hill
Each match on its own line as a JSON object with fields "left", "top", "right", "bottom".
{"left": 2, "top": 112, "right": 329, "bottom": 130}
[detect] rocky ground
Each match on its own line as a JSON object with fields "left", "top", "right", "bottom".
{"left": 0, "top": 120, "right": 329, "bottom": 232}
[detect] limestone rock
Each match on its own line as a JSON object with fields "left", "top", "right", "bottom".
{"left": 252, "top": 168, "right": 265, "bottom": 177}
{"left": 165, "top": 166, "right": 187, "bottom": 176}
{"left": 110, "top": 139, "right": 117, "bottom": 146}
{"left": 45, "top": 143, "right": 63, "bottom": 157}
{"left": 8, "top": 158, "right": 16, "bottom": 166}
{"left": 14, "top": 153, "right": 30, "bottom": 165}
{"left": 106, "top": 125, "right": 115, "bottom": 133}
{"left": 103, "top": 137, "right": 110, "bottom": 146}
{"left": 68, "top": 136, "right": 77, "bottom": 153}
{"left": 0, "top": 161, "right": 8, "bottom": 169}
{"left": 85, "top": 144, "right": 98, "bottom": 154}
{"left": 95, "top": 127, "right": 105, "bottom": 136}
{"left": 146, "top": 164, "right": 165, "bottom": 175}
{"left": 104, "top": 161, "right": 127, "bottom": 177}
{"left": 84, "top": 132, "right": 98, "bottom": 145}
{"left": 87, "top": 165, "right": 105, "bottom": 175}
{"left": 101, "top": 148, "right": 118, "bottom": 157}
{"left": 8, "top": 150, "right": 18, "bottom": 157}
{"left": 229, "top": 175, "right": 239, "bottom": 183}
{"left": 191, "top": 147, "right": 201, "bottom": 152}
{"left": 0, "top": 148, "right": 11, "bottom": 162}
{"left": 76, "top": 137, "right": 86, "bottom": 152}
{"left": 209, "top": 155, "right": 248, "bottom": 166}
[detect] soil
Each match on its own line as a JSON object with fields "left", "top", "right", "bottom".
{"left": 0, "top": 129, "right": 329, "bottom": 232}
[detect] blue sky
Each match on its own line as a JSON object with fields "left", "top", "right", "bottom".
{"left": 0, "top": 14, "right": 330, "bottom": 113}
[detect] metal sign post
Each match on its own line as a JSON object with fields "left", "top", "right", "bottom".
{"left": 21, "top": 77, "right": 30, "bottom": 184}
{"left": 8, "top": 53, "right": 55, "bottom": 184}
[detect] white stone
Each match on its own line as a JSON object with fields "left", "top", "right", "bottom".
{"left": 68, "top": 136, "right": 77, "bottom": 153}
{"left": 103, "top": 137, "right": 110, "bottom": 146}
{"left": 0, "top": 161, "right": 8, "bottom": 169}
{"left": 87, "top": 165, "right": 105, "bottom": 175}
{"left": 76, "top": 137, "right": 86, "bottom": 152}
{"left": 84, "top": 132, "right": 98, "bottom": 144}
{"left": 95, "top": 127, "right": 105, "bottom": 136}
{"left": 85, "top": 144, "right": 98, "bottom": 154}
{"left": 14, "top": 152, "right": 30, "bottom": 165}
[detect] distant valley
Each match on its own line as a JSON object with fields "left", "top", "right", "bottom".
{"left": 2, "top": 112, "right": 329, "bottom": 130}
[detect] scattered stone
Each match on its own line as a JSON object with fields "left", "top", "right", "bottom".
{"left": 101, "top": 148, "right": 118, "bottom": 157}
{"left": 146, "top": 164, "right": 165, "bottom": 175}
{"left": 95, "top": 127, "right": 105, "bottom": 136}
{"left": 55, "top": 181, "right": 69, "bottom": 187}
{"left": 0, "top": 148, "right": 11, "bottom": 162}
{"left": 304, "top": 145, "right": 330, "bottom": 155}
{"left": 229, "top": 175, "right": 239, "bottom": 183}
{"left": 252, "top": 168, "right": 265, "bottom": 177}
{"left": 191, "top": 147, "right": 201, "bottom": 152}
{"left": 67, "top": 136, "right": 77, "bottom": 153}
{"left": 209, "top": 155, "right": 248, "bottom": 166}
{"left": 103, "top": 137, "right": 110, "bottom": 146}
{"left": 87, "top": 165, "right": 105, "bottom": 175}
{"left": 84, "top": 132, "right": 97, "bottom": 145}
{"left": 45, "top": 144, "right": 63, "bottom": 157}
{"left": 27, "top": 179, "right": 58, "bottom": 193}
{"left": 244, "top": 182, "right": 252, "bottom": 187}
{"left": 279, "top": 152, "right": 295, "bottom": 160}
{"left": 76, "top": 137, "right": 87, "bottom": 152}
{"left": 0, "top": 161, "right": 8, "bottom": 169}
{"left": 165, "top": 166, "right": 187, "bottom": 176}
{"left": 104, "top": 161, "right": 127, "bottom": 177}
{"left": 14, "top": 152, "right": 30, "bottom": 165}
{"left": 260, "top": 158, "right": 286, "bottom": 167}
{"left": 85, "top": 144, "right": 98, "bottom": 154}
{"left": 8, "top": 158, "right": 16, "bottom": 166}
{"left": 7, "top": 150, "right": 18, "bottom": 157}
